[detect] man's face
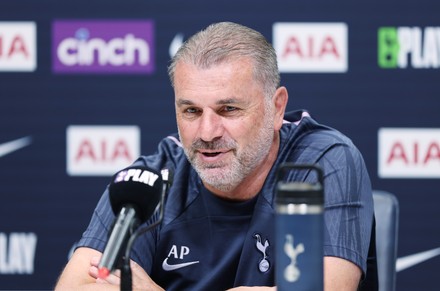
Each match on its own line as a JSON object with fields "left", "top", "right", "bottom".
{"left": 174, "top": 58, "right": 276, "bottom": 192}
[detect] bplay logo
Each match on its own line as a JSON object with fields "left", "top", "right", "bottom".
{"left": 378, "top": 26, "right": 440, "bottom": 69}
{"left": 378, "top": 128, "right": 440, "bottom": 178}
{"left": 66, "top": 125, "right": 140, "bottom": 176}
{"left": 114, "top": 168, "right": 159, "bottom": 187}
{"left": 273, "top": 22, "right": 348, "bottom": 73}
{"left": 53, "top": 20, "right": 155, "bottom": 74}
{"left": 0, "top": 232, "right": 37, "bottom": 274}
{"left": 0, "top": 22, "right": 36, "bottom": 72}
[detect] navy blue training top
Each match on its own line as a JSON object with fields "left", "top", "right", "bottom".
{"left": 77, "top": 110, "right": 377, "bottom": 290}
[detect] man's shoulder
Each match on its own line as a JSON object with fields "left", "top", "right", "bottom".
{"left": 278, "top": 110, "right": 361, "bottom": 168}
{"left": 282, "top": 111, "right": 353, "bottom": 148}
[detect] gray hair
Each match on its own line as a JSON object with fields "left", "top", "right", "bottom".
{"left": 168, "top": 22, "right": 280, "bottom": 100}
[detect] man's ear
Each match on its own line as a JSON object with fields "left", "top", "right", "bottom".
{"left": 272, "top": 86, "right": 288, "bottom": 130}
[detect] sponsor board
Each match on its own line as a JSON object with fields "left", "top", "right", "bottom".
{"left": 0, "top": 22, "right": 36, "bottom": 72}
{"left": 66, "top": 125, "right": 140, "bottom": 176}
{"left": 0, "top": 232, "right": 37, "bottom": 274}
{"left": 378, "top": 26, "right": 440, "bottom": 69}
{"left": 273, "top": 22, "right": 348, "bottom": 73}
{"left": 52, "top": 20, "right": 155, "bottom": 74}
{"left": 378, "top": 128, "right": 440, "bottom": 178}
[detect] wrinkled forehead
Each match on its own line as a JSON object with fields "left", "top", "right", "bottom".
{"left": 175, "top": 58, "right": 259, "bottom": 91}
{"left": 174, "top": 56, "right": 258, "bottom": 84}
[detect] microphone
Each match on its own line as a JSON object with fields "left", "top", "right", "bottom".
{"left": 98, "top": 166, "right": 163, "bottom": 279}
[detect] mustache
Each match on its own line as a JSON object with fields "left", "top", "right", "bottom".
{"left": 191, "top": 138, "right": 236, "bottom": 151}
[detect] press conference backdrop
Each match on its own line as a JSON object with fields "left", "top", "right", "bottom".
{"left": 1, "top": 0, "right": 439, "bottom": 289}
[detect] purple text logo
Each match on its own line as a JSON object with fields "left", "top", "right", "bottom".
{"left": 53, "top": 20, "right": 155, "bottom": 74}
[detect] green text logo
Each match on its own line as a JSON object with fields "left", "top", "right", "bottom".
{"left": 378, "top": 26, "right": 440, "bottom": 69}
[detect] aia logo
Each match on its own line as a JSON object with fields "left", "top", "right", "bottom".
{"left": 0, "top": 22, "right": 36, "bottom": 72}
{"left": 52, "top": 20, "right": 155, "bottom": 74}
{"left": 378, "top": 128, "right": 440, "bottom": 178}
{"left": 273, "top": 22, "right": 348, "bottom": 73}
{"left": 66, "top": 125, "right": 140, "bottom": 176}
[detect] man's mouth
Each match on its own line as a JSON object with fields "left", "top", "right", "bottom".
{"left": 202, "top": 151, "right": 222, "bottom": 157}
{"left": 197, "top": 149, "right": 232, "bottom": 161}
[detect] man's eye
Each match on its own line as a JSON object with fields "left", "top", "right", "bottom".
{"left": 223, "top": 106, "right": 237, "bottom": 112}
{"left": 185, "top": 108, "right": 198, "bottom": 114}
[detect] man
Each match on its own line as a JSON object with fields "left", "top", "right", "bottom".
{"left": 55, "top": 22, "right": 376, "bottom": 290}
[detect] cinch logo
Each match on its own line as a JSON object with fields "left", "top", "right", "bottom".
{"left": 52, "top": 20, "right": 155, "bottom": 74}
{"left": 0, "top": 22, "right": 36, "bottom": 72}
{"left": 378, "top": 128, "right": 440, "bottom": 178}
{"left": 378, "top": 26, "right": 440, "bottom": 69}
{"left": 273, "top": 22, "right": 348, "bottom": 73}
{"left": 66, "top": 125, "right": 140, "bottom": 176}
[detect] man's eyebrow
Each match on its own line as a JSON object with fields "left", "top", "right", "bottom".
{"left": 175, "top": 99, "right": 194, "bottom": 107}
{"left": 176, "top": 98, "right": 243, "bottom": 107}
{"left": 216, "top": 98, "right": 241, "bottom": 105}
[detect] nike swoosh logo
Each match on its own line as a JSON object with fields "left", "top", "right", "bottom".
{"left": 396, "top": 246, "right": 440, "bottom": 272}
{"left": 162, "top": 257, "right": 199, "bottom": 271}
{"left": 0, "top": 136, "right": 32, "bottom": 158}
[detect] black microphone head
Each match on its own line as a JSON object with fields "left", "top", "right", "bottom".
{"left": 108, "top": 166, "right": 163, "bottom": 222}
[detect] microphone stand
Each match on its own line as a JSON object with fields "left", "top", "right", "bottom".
{"left": 120, "top": 182, "right": 168, "bottom": 291}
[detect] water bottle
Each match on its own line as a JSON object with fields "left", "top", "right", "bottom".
{"left": 275, "top": 163, "right": 324, "bottom": 291}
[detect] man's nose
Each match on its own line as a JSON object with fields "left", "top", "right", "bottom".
{"left": 198, "top": 110, "right": 224, "bottom": 142}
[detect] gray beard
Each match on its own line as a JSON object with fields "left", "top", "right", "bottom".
{"left": 180, "top": 113, "right": 275, "bottom": 193}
